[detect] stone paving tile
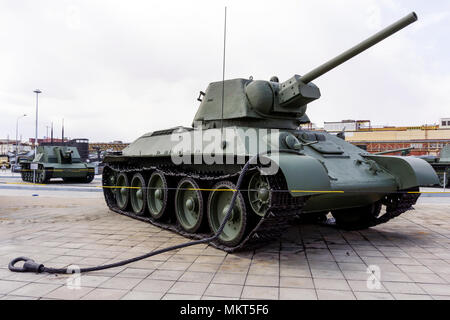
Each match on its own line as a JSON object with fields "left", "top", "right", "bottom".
{"left": 0, "top": 280, "right": 28, "bottom": 295}
{"left": 98, "top": 276, "right": 142, "bottom": 290}
{"left": 397, "top": 265, "right": 434, "bottom": 274}
{"left": 204, "top": 283, "right": 243, "bottom": 298}
{"left": 133, "top": 279, "right": 175, "bottom": 293}
{"left": 247, "top": 265, "right": 279, "bottom": 276}
{"left": 201, "top": 296, "right": 239, "bottom": 300}
{"left": 280, "top": 267, "right": 311, "bottom": 278}
{"left": 212, "top": 272, "right": 247, "bottom": 285}
{"left": 311, "top": 269, "right": 345, "bottom": 280}
{"left": 178, "top": 271, "right": 214, "bottom": 283}
{"left": 316, "top": 289, "right": 356, "bottom": 300}
{"left": 121, "top": 290, "right": 164, "bottom": 300}
{"left": 168, "top": 281, "right": 208, "bottom": 295}
{"left": 43, "top": 286, "right": 94, "bottom": 300}
{"left": 347, "top": 280, "right": 387, "bottom": 293}
{"left": 406, "top": 272, "right": 447, "bottom": 284}
{"left": 116, "top": 267, "right": 154, "bottom": 279}
{"left": 382, "top": 282, "right": 427, "bottom": 294}
{"left": 431, "top": 295, "right": 450, "bottom": 300}
{"left": 195, "top": 255, "right": 225, "bottom": 264}
{"left": 9, "top": 283, "right": 61, "bottom": 298}
{"left": 392, "top": 293, "right": 433, "bottom": 300}
{"left": 158, "top": 261, "right": 191, "bottom": 272}
{"left": 190, "top": 263, "right": 222, "bottom": 273}
{"left": 314, "top": 279, "right": 351, "bottom": 291}
{"left": 0, "top": 295, "right": 38, "bottom": 300}
{"left": 418, "top": 283, "right": 450, "bottom": 296}
{"left": 162, "top": 293, "right": 201, "bottom": 300}
{"left": 337, "top": 262, "right": 367, "bottom": 271}
{"left": 148, "top": 269, "right": 184, "bottom": 281}
{"left": 280, "top": 277, "right": 314, "bottom": 289}
{"left": 81, "top": 288, "right": 128, "bottom": 300}
{"left": 353, "top": 292, "right": 395, "bottom": 300}
{"left": 77, "top": 275, "right": 110, "bottom": 288}
{"left": 379, "top": 272, "right": 412, "bottom": 282}
{"left": 4, "top": 272, "right": 48, "bottom": 282}
{"left": 241, "top": 286, "right": 278, "bottom": 300}
{"left": 279, "top": 288, "right": 317, "bottom": 300}
{"left": 245, "top": 275, "right": 279, "bottom": 287}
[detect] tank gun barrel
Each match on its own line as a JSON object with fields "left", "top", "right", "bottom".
{"left": 374, "top": 147, "right": 414, "bottom": 155}
{"left": 299, "top": 12, "right": 417, "bottom": 84}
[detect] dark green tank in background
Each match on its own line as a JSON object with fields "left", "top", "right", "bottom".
{"left": 102, "top": 12, "right": 439, "bottom": 251}
{"left": 21, "top": 146, "right": 95, "bottom": 183}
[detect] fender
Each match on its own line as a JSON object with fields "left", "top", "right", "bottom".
{"left": 364, "top": 155, "right": 439, "bottom": 189}
{"left": 263, "top": 153, "right": 331, "bottom": 197}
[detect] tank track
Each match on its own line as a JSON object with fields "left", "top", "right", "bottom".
{"left": 102, "top": 162, "right": 421, "bottom": 251}
{"left": 102, "top": 163, "right": 306, "bottom": 252}
{"left": 373, "top": 190, "right": 420, "bottom": 226}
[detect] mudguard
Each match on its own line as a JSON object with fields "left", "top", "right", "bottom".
{"left": 364, "top": 155, "right": 439, "bottom": 189}
{"left": 264, "top": 153, "right": 331, "bottom": 197}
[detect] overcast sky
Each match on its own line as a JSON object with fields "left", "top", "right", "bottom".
{"left": 1, "top": 0, "right": 449, "bottom": 143}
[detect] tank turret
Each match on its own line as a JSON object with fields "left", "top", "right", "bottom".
{"left": 194, "top": 12, "right": 417, "bottom": 129}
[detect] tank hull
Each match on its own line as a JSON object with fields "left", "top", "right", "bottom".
{"left": 102, "top": 127, "right": 438, "bottom": 251}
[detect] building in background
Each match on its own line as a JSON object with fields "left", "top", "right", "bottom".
{"left": 316, "top": 118, "right": 450, "bottom": 156}
{"left": 89, "top": 141, "right": 129, "bottom": 153}
{"left": 440, "top": 117, "right": 450, "bottom": 129}
{"left": 323, "top": 120, "right": 371, "bottom": 132}
{"left": 0, "top": 139, "right": 32, "bottom": 154}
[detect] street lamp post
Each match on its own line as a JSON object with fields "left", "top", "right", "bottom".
{"left": 33, "top": 89, "right": 42, "bottom": 183}
{"left": 33, "top": 89, "right": 41, "bottom": 151}
{"left": 15, "top": 114, "right": 27, "bottom": 158}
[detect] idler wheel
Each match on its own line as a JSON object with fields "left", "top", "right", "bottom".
{"left": 147, "top": 171, "right": 168, "bottom": 219}
{"left": 248, "top": 172, "right": 271, "bottom": 217}
{"left": 207, "top": 181, "right": 247, "bottom": 246}
{"left": 130, "top": 173, "right": 146, "bottom": 215}
{"left": 175, "top": 178, "right": 204, "bottom": 233}
{"left": 115, "top": 172, "right": 129, "bottom": 210}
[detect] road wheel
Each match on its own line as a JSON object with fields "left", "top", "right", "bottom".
{"left": 147, "top": 171, "right": 168, "bottom": 219}
{"left": 247, "top": 172, "right": 271, "bottom": 217}
{"left": 130, "top": 173, "right": 146, "bottom": 215}
{"left": 175, "top": 178, "right": 204, "bottom": 233}
{"left": 85, "top": 172, "right": 95, "bottom": 183}
{"left": 115, "top": 172, "right": 129, "bottom": 210}
{"left": 207, "top": 181, "right": 247, "bottom": 247}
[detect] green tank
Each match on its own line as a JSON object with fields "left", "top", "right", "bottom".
{"left": 102, "top": 12, "right": 439, "bottom": 251}
{"left": 21, "top": 146, "right": 95, "bottom": 183}
{"left": 421, "top": 145, "right": 450, "bottom": 187}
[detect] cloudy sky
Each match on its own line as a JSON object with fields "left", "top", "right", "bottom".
{"left": 0, "top": 0, "right": 449, "bottom": 142}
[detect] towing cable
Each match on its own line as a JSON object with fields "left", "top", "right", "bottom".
{"left": 8, "top": 154, "right": 259, "bottom": 274}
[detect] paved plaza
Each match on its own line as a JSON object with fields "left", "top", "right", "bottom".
{"left": 0, "top": 176, "right": 449, "bottom": 300}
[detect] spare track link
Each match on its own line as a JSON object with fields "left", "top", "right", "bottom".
{"left": 102, "top": 164, "right": 306, "bottom": 252}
